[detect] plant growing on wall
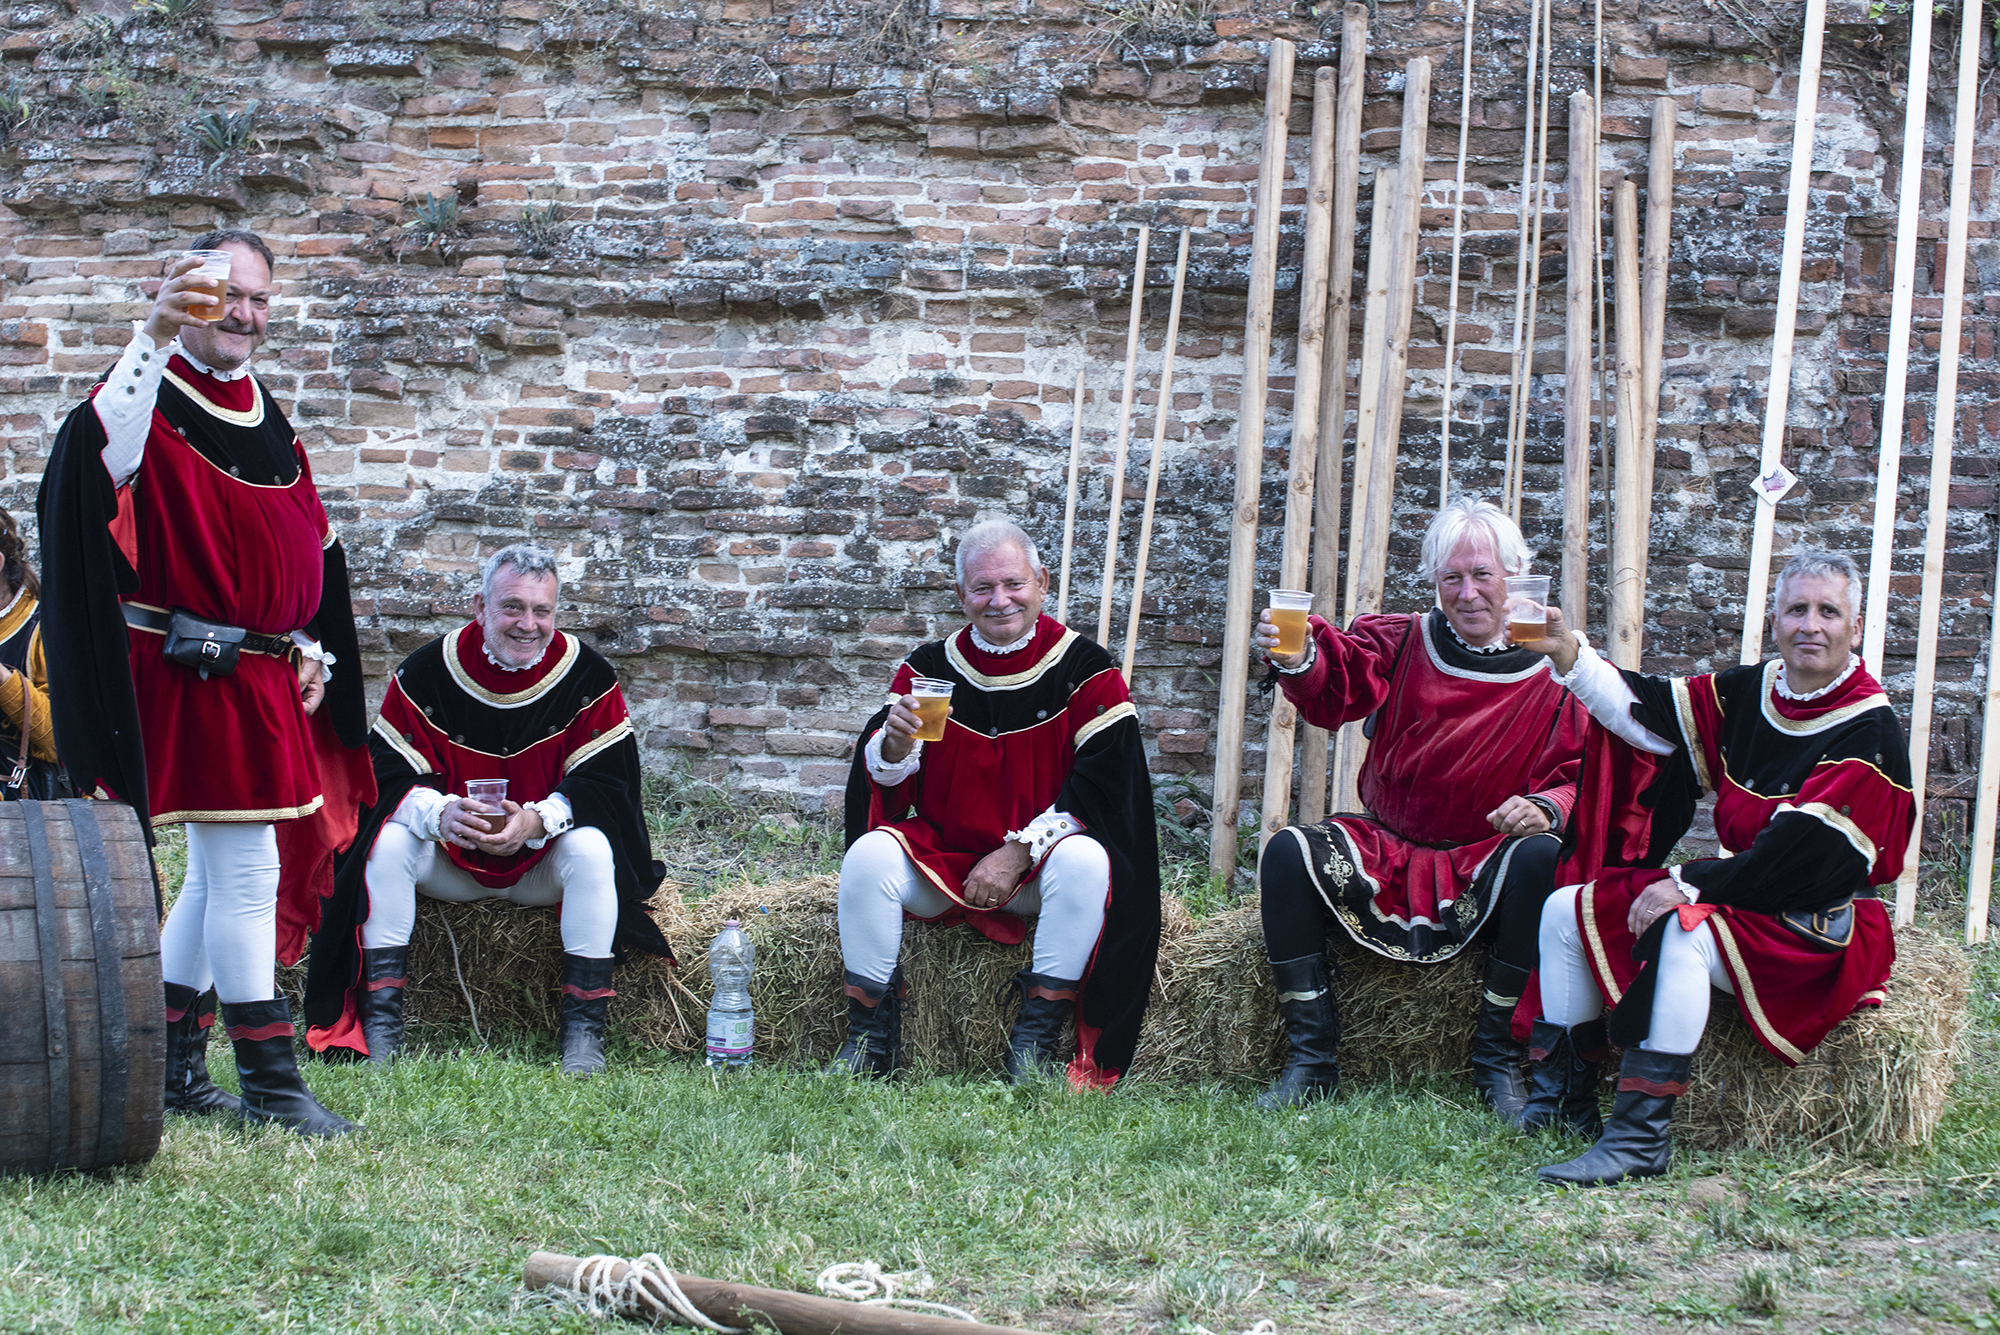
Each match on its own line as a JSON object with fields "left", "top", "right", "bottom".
{"left": 188, "top": 100, "right": 258, "bottom": 168}
{"left": 402, "top": 192, "right": 468, "bottom": 260}
{"left": 517, "top": 202, "right": 569, "bottom": 258}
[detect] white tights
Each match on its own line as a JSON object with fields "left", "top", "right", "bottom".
{"left": 837, "top": 829, "right": 1111, "bottom": 985}
{"left": 360, "top": 821, "right": 619, "bottom": 958}
{"left": 157, "top": 821, "right": 281, "bottom": 1005}
{"left": 1537, "top": 883, "right": 1734, "bottom": 1055}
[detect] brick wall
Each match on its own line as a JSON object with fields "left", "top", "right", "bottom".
{"left": 0, "top": 0, "right": 1993, "bottom": 845}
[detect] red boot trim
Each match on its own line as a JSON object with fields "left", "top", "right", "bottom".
{"left": 1617, "top": 1075, "right": 1689, "bottom": 1097}
{"left": 226, "top": 1020, "right": 295, "bottom": 1042}
{"left": 843, "top": 983, "right": 883, "bottom": 1006}
{"left": 1527, "top": 1045, "right": 1552, "bottom": 1062}
{"left": 163, "top": 1002, "right": 190, "bottom": 1023}
{"left": 365, "top": 976, "right": 407, "bottom": 992}
{"left": 1025, "top": 984, "right": 1079, "bottom": 1003}
{"left": 562, "top": 984, "right": 616, "bottom": 1001}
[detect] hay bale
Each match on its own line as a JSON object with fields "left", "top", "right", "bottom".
{"left": 1675, "top": 924, "right": 1972, "bottom": 1155}
{"left": 377, "top": 879, "right": 1970, "bottom": 1153}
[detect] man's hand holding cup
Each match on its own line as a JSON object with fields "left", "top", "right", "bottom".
{"left": 1505, "top": 605, "right": 1579, "bottom": 676}
{"left": 1253, "top": 607, "right": 1308, "bottom": 671}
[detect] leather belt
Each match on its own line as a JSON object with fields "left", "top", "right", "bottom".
{"left": 120, "top": 604, "right": 296, "bottom": 659}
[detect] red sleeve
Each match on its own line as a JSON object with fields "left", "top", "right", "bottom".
{"left": 1277, "top": 613, "right": 1412, "bottom": 731}
{"left": 1066, "top": 666, "right": 1135, "bottom": 753}
{"left": 1526, "top": 694, "right": 1589, "bottom": 827}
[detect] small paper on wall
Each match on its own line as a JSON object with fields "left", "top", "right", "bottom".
{"left": 1753, "top": 462, "right": 1799, "bottom": 507}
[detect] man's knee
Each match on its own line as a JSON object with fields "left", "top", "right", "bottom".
{"left": 1537, "top": 883, "right": 1583, "bottom": 946}
{"left": 839, "top": 829, "right": 913, "bottom": 902}
{"left": 1042, "top": 834, "right": 1109, "bottom": 891}
{"left": 1503, "top": 832, "right": 1562, "bottom": 891}
{"left": 366, "top": 820, "right": 430, "bottom": 886}
{"left": 550, "top": 825, "right": 616, "bottom": 887}
{"left": 1258, "top": 827, "right": 1310, "bottom": 892}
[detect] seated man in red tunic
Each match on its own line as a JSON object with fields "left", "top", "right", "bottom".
{"left": 38, "top": 229, "right": 375, "bottom": 1138}
{"left": 303, "top": 544, "right": 672, "bottom": 1076}
{"left": 837, "top": 520, "right": 1162, "bottom": 1088}
{"left": 1516, "top": 550, "right": 1910, "bottom": 1186}
{"left": 1252, "top": 498, "right": 1588, "bottom": 1114}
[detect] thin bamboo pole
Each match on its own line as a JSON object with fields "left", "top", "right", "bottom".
{"left": 1641, "top": 98, "right": 1675, "bottom": 464}
{"left": 1097, "top": 225, "right": 1151, "bottom": 646}
{"left": 1056, "top": 367, "right": 1085, "bottom": 625}
{"left": 1334, "top": 58, "right": 1431, "bottom": 816}
{"left": 1297, "top": 1, "right": 1369, "bottom": 827}
{"left": 1331, "top": 172, "right": 1393, "bottom": 815}
{"left": 1507, "top": 0, "right": 1555, "bottom": 522}
{"left": 1563, "top": 90, "right": 1597, "bottom": 633}
{"left": 1860, "top": 0, "right": 1935, "bottom": 676}
{"left": 1259, "top": 67, "right": 1340, "bottom": 845}
{"left": 1895, "top": 0, "right": 1979, "bottom": 929}
{"left": 1439, "top": 0, "right": 1476, "bottom": 503}
{"left": 1739, "top": 0, "right": 1828, "bottom": 663}
{"left": 1968, "top": 521, "right": 2000, "bottom": 944}
{"left": 1121, "top": 228, "right": 1192, "bottom": 684}
{"left": 1502, "top": 0, "right": 1545, "bottom": 512}
{"left": 1608, "top": 180, "right": 1646, "bottom": 670}
{"left": 1592, "top": 0, "right": 1610, "bottom": 583}
{"left": 1207, "top": 38, "right": 1295, "bottom": 885}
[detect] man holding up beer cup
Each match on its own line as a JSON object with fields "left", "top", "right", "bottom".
{"left": 300, "top": 544, "right": 672, "bottom": 1077}
{"left": 1248, "top": 498, "right": 1589, "bottom": 1119}
{"left": 835, "top": 519, "right": 1162, "bottom": 1087}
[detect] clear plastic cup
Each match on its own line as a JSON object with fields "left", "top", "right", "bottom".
{"left": 181, "top": 248, "right": 232, "bottom": 323}
{"left": 1504, "top": 575, "right": 1552, "bottom": 644}
{"left": 1269, "top": 589, "right": 1315, "bottom": 656}
{"left": 908, "top": 677, "right": 954, "bottom": 742}
{"left": 463, "top": 778, "right": 509, "bottom": 834}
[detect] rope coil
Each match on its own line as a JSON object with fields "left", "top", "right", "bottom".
{"left": 815, "top": 1260, "right": 977, "bottom": 1322}
{"left": 547, "top": 1253, "right": 979, "bottom": 1327}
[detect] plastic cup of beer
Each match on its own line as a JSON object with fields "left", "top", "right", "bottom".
{"left": 180, "top": 248, "right": 232, "bottom": 322}
{"left": 463, "top": 778, "right": 509, "bottom": 834}
{"left": 1504, "top": 575, "right": 1552, "bottom": 644}
{"left": 908, "top": 677, "right": 954, "bottom": 743}
{"left": 1269, "top": 589, "right": 1315, "bottom": 656}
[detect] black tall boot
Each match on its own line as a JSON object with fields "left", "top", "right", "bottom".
{"left": 1256, "top": 954, "right": 1341, "bottom": 1110}
{"left": 827, "top": 968, "right": 904, "bottom": 1078}
{"left": 163, "top": 983, "right": 241, "bottom": 1116}
{"left": 558, "top": 953, "right": 616, "bottom": 1077}
{"left": 223, "top": 997, "right": 360, "bottom": 1139}
{"left": 357, "top": 946, "right": 409, "bottom": 1067}
{"left": 1468, "top": 959, "right": 1531, "bottom": 1125}
{"left": 1520, "top": 1016, "right": 1608, "bottom": 1138}
{"left": 1537, "top": 1047, "right": 1691, "bottom": 1186}
{"left": 1004, "top": 970, "right": 1079, "bottom": 1084}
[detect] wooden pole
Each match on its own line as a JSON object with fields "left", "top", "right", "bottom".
{"left": 1860, "top": 0, "right": 1934, "bottom": 676}
{"left": 1206, "top": 38, "right": 1295, "bottom": 885}
{"left": 1343, "top": 174, "right": 1394, "bottom": 619}
{"left": 1640, "top": 98, "right": 1674, "bottom": 466}
{"left": 1098, "top": 225, "right": 1151, "bottom": 647}
{"left": 1502, "top": 0, "right": 1544, "bottom": 514}
{"left": 1968, "top": 522, "right": 2000, "bottom": 944}
{"left": 1894, "top": 0, "right": 1979, "bottom": 929}
{"left": 1607, "top": 179, "right": 1647, "bottom": 670}
{"left": 1507, "top": 0, "right": 1555, "bottom": 523}
{"left": 1121, "top": 228, "right": 1193, "bottom": 684}
{"left": 1334, "top": 57, "right": 1432, "bottom": 816}
{"left": 1563, "top": 90, "right": 1597, "bottom": 633}
{"left": 1259, "top": 66, "right": 1339, "bottom": 844}
{"left": 1439, "top": 0, "right": 1476, "bottom": 504}
{"left": 1592, "top": 0, "right": 1611, "bottom": 587}
{"left": 522, "top": 1253, "right": 1051, "bottom": 1335}
{"left": 1739, "top": 0, "right": 1828, "bottom": 664}
{"left": 1297, "top": 1, "right": 1369, "bottom": 827}
{"left": 1056, "top": 367, "right": 1085, "bottom": 625}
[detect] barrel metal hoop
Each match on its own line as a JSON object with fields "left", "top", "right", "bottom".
{"left": 21, "top": 803, "right": 71, "bottom": 1174}
{"left": 68, "top": 800, "right": 128, "bottom": 1170}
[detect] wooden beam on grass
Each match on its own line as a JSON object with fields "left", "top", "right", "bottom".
{"left": 1563, "top": 89, "right": 1597, "bottom": 634}
{"left": 1738, "top": 0, "right": 1828, "bottom": 664}
{"left": 1120, "top": 228, "right": 1192, "bottom": 684}
{"left": 1608, "top": 179, "right": 1647, "bottom": 670}
{"left": 1297, "top": 1, "right": 1369, "bottom": 827}
{"left": 1259, "top": 65, "right": 1340, "bottom": 844}
{"left": 1056, "top": 367, "right": 1085, "bottom": 625}
{"left": 1207, "top": 37, "right": 1295, "bottom": 885}
{"left": 1097, "top": 224, "right": 1151, "bottom": 647}
{"left": 1894, "top": 0, "right": 1979, "bottom": 929}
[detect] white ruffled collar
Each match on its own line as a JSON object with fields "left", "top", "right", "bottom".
{"left": 1443, "top": 615, "right": 1510, "bottom": 655}
{"left": 969, "top": 625, "right": 1035, "bottom": 655}
{"left": 483, "top": 637, "right": 549, "bottom": 673}
{"left": 1775, "top": 652, "right": 1859, "bottom": 702}
{"left": 173, "top": 342, "right": 250, "bottom": 383}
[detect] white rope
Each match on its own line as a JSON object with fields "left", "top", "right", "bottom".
{"left": 816, "top": 1260, "right": 979, "bottom": 1323}
{"left": 1192, "top": 1321, "right": 1278, "bottom": 1335}
{"left": 555, "top": 1253, "right": 746, "bottom": 1330}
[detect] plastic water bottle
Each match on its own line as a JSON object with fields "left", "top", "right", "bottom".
{"left": 705, "top": 919, "right": 755, "bottom": 1069}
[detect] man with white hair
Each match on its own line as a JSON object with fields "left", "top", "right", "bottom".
{"left": 1513, "top": 550, "right": 1909, "bottom": 1186}
{"left": 1251, "top": 498, "right": 1589, "bottom": 1115}
{"left": 836, "top": 518, "right": 1162, "bottom": 1087}
{"left": 302, "top": 543, "right": 673, "bottom": 1076}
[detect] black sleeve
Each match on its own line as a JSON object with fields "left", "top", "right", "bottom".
{"left": 1676, "top": 812, "right": 1871, "bottom": 912}
{"left": 313, "top": 538, "right": 367, "bottom": 750}
{"left": 843, "top": 704, "right": 895, "bottom": 849}
{"left": 555, "top": 734, "right": 673, "bottom": 961}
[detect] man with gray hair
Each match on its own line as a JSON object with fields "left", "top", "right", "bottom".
{"left": 303, "top": 543, "right": 673, "bottom": 1075}
{"left": 836, "top": 518, "right": 1162, "bottom": 1087}
{"left": 1250, "top": 497, "right": 1590, "bottom": 1118}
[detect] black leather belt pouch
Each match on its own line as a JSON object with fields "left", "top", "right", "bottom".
{"left": 1778, "top": 899, "right": 1855, "bottom": 952}
{"left": 163, "top": 610, "right": 246, "bottom": 676}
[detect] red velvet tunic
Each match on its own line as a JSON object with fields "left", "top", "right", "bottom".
{"left": 102, "top": 361, "right": 332, "bottom": 824}
{"left": 1566, "top": 661, "right": 1910, "bottom": 1065}
{"left": 1277, "top": 609, "right": 1588, "bottom": 962}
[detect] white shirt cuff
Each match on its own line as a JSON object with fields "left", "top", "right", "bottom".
{"left": 1669, "top": 865, "right": 1700, "bottom": 903}
{"left": 864, "top": 728, "right": 923, "bottom": 785}
{"left": 1548, "top": 634, "right": 1676, "bottom": 757}
{"left": 525, "top": 794, "right": 573, "bottom": 849}
{"left": 391, "top": 786, "right": 453, "bottom": 842}
{"left": 1006, "top": 806, "right": 1084, "bottom": 864}
{"left": 290, "top": 631, "right": 334, "bottom": 684}
{"left": 95, "top": 326, "right": 172, "bottom": 490}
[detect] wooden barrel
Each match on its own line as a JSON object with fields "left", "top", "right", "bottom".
{"left": 0, "top": 800, "right": 163, "bottom": 1175}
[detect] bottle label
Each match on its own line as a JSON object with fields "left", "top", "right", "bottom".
{"left": 706, "top": 1012, "right": 753, "bottom": 1056}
